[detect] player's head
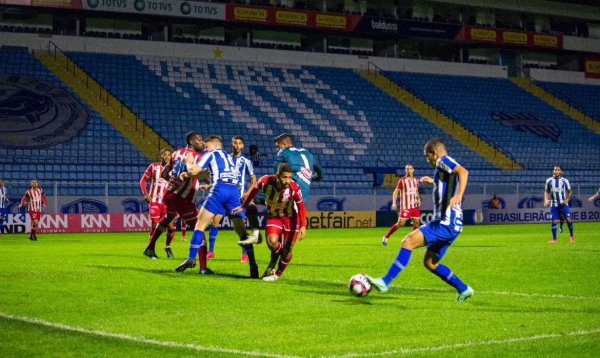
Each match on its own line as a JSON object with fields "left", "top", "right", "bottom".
{"left": 231, "top": 135, "right": 244, "bottom": 155}
{"left": 31, "top": 179, "right": 38, "bottom": 188}
{"left": 185, "top": 131, "right": 204, "bottom": 151}
{"left": 160, "top": 148, "right": 171, "bottom": 164}
{"left": 424, "top": 138, "right": 447, "bottom": 166}
{"left": 204, "top": 135, "right": 223, "bottom": 152}
{"left": 276, "top": 163, "right": 293, "bottom": 187}
{"left": 0, "top": 179, "right": 3, "bottom": 186}
{"left": 274, "top": 133, "right": 293, "bottom": 149}
{"left": 553, "top": 165, "right": 562, "bottom": 178}
{"left": 404, "top": 164, "right": 414, "bottom": 177}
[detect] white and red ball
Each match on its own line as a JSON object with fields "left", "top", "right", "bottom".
{"left": 348, "top": 273, "right": 372, "bottom": 297}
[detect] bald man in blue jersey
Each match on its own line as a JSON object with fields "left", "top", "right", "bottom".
{"left": 366, "top": 138, "right": 474, "bottom": 302}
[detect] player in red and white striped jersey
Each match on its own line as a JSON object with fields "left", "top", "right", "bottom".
{"left": 382, "top": 164, "right": 421, "bottom": 246}
{"left": 19, "top": 179, "right": 47, "bottom": 241}
{"left": 140, "top": 148, "right": 179, "bottom": 258}
{"left": 233, "top": 163, "right": 307, "bottom": 282}
{"left": 143, "top": 132, "right": 206, "bottom": 262}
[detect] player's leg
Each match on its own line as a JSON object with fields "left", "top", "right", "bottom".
{"left": 423, "top": 248, "right": 471, "bottom": 297}
{"left": 549, "top": 207, "right": 559, "bottom": 243}
{"left": 229, "top": 200, "right": 259, "bottom": 278}
{"left": 29, "top": 211, "right": 40, "bottom": 241}
{"left": 269, "top": 223, "right": 298, "bottom": 281}
{"left": 207, "top": 214, "right": 222, "bottom": 258}
{"left": 176, "top": 207, "right": 213, "bottom": 273}
{"left": 180, "top": 217, "right": 187, "bottom": 241}
{"left": 563, "top": 207, "right": 575, "bottom": 242}
{"left": 411, "top": 209, "right": 421, "bottom": 230}
{"left": 367, "top": 224, "right": 426, "bottom": 292}
{"left": 382, "top": 213, "right": 405, "bottom": 246}
{"left": 164, "top": 219, "right": 176, "bottom": 258}
{"left": 263, "top": 218, "right": 283, "bottom": 278}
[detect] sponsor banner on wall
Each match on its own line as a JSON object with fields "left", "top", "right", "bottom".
{"left": 376, "top": 209, "right": 480, "bottom": 228}
{"left": 584, "top": 56, "right": 600, "bottom": 79}
{"left": 460, "top": 26, "right": 562, "bottom": 49}
{"left": 306, "top": 211, "right": 375, "bottom": 228}
{"left": 484, "top": 207, "right": 600, "bottom": 224}
{"left": 226, "top": 4, "right": 359, "bottom": 31}
{"left": 1, "top": 213, "right": 153, "bottom": 234}
{"left": 82, "top": 0, "right": 225, "bottom": 20}
{"left": 0, "top": 0, "right": 79, "bottom": 7}
{"left": 353, "top": 17, "right": 461, "bottom": 38}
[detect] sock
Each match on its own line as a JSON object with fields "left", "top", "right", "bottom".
{"left": 551, "top": 224, "right": 557, "bottom": 240}
{"left": 432, "top": 264, "right": 468, "bottom": 293}
{"left": 276, "top": 254, "right": 292, "bottom": 277}
{"left": 244, "top": 244, "right": 258, "bottom": 276}
{"left": 567, "top": 222, "right": 574, "bottom": 236}
{"left": 384, "top": 223, "right": 398, "bottom": 239}
{"left": 208, "top": 226, "right": 219, "bottom": 252}
{"left": 198, "top": 245, "right": 207, "bottom": 270}
{"left": 181, "top": 222, "right": 187, "bottom": 239}
{"left": 188, "top": 230, "right": 205, "bottom": 261}
{"left": 146, "top": 217, "right": 171, "bottom": 250}
{"left": 241, "top": 246, "right": 248, "bottom": 255}
{"left": 269, "top": 242, "right": 282, "bottom": 268}
{"left": 382, "top": 248, "right": 412, "bottom": 286}
{"left": 166, "top": 225, "right": 175, "bottom": 247}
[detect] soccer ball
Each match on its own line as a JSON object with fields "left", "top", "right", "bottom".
{"left": 348, "top": 273, "right": 372, "bottom": 297}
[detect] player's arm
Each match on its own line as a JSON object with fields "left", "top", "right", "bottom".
{"left": 296, "top": 200, "right": 307, "bottom": 240}
{"left": 183, "top": 153, "right": 209, "bottom": 180}
{"left": 588, "top": 188, "right": 600, "bottom": 202}
{"left": 450, "top": 165, "right": 468, "bottom": 208}
{"left": 312, "top": 161, "right": 323, "bottom": 182}
{"left": 242, "top": 174, "right": 257, "bottom": 200}
{"left": 18, "top": 192, "right": 28, "bottom": 208}
{"left": 232, "top": 176, "right": 265, "bottom": 214}
{"left": 420, "top": 176, "right": 434, "bottom": 185}
{"left": 391, "top": 188, "right": 400, "bottom": 211}
{"left": 544, "top": 182, "right": 551, "bottom": 207}
{"left": 41, "top": 189, "right": 48, "bottom": 208}
{"left": 140, "top": 165, "right": 152, "bottom": 202}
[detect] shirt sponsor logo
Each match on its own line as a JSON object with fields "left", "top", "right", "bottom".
{"left": 0, "top": 75, "right": 89, "bottom": 149}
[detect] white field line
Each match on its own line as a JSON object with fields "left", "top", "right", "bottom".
{"left": 2, "top": 312, "right": 599, "bottom": 358}
{"left": 0, "top": 312, "right": 302, "bottom": 358}
{"left": 325, "top": 328, "right": 600, "bottom": 358}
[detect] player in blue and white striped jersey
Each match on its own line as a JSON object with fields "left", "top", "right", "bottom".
{"left": 0, "top": 179, "right": 9, "bottom": 237}
{"left": 207, "top": 135, "right": 257, "bottom": 263}
{"left": 366, "top": 138, "right": 474, "bottom": 302}
{"left": 544, "top": 165, "right": 575, "bottom": 243}
{"left": 175, "top": 135, "right": 259, "bottom": 278}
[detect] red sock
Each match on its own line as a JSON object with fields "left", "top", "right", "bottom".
{"left": 198, "top": 245, "right": 207, "bottom": 269}
{"left": 385, "top": 223, "right": 398, "bottom": 238}
{"left": 166, "top": 226, "right": 175, "bottom": 246}
{"left": 276, "top": 254, "right": 292, "bottom": 277}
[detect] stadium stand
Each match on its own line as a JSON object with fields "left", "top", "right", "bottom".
{"left": 536, "top": 81, "right": 600, "bottom": 124}
{"left": 0, "top": 47, "right": 149, "bottom": 196}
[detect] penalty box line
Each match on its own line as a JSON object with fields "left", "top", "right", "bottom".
{"left": 327, "top": 327, "right": 600, "bottom": 358}
{"left": 0, "top": 312, "right": 301, "bottom": 358}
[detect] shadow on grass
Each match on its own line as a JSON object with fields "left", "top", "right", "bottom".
{"left": 87, "top": 264, "right": 254, "bottom": 280}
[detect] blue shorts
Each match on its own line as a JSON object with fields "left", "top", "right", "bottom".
{"left": 0, "top": 208, "right": 6, "bottom": 223}
{"left": 202, "top": 183, "right": 245, "bottom": 218}
{"left": 550, "top": 205, "right": 570, "bottom": 221}
{"left": 419, "top": 220, "right": 461, "bottom": 260}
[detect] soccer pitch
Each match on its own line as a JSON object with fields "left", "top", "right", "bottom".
{"left": 1, "top": 223, "right": 598, "bottom": 357}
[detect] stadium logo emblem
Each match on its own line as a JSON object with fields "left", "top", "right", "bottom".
{"left": 134, "top": 0, "right": 145, "bottom": 11}
{"left": 316, "top": 197, "right": 345, "bottom": 211}
{"left": 62, "top": 199, "right": 108, "bottom": 214}
{"left": 86, "top": 0, "right": 99, "bottom": 8}
{"left": 180, "top": 2, "right": 191, "bottom": 15}
{"left": 122, "top": 198, "right": 148, "bottom": 213}
{"left": 491, "top": 111, "right": 560, "bottom": 142}
{"left": 0, "top": 75, "right": 89, "bottom": 149}
{"left": 518, "top": 196, "right": 544, "bottom": 209}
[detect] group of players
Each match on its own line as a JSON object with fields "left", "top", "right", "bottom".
{"left": 139, "top": 131, "right": 322, "bottom": 281}
{"left": 1, "top": 135, "right": 597, "bottom": 300}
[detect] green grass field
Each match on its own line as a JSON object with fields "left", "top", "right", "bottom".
{"left": 1, "top": 223, "right": 599, "bottom": 357}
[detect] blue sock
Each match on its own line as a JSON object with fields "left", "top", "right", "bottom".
{"left": 567, "top": 222, "right": 574, "bottom": 236}
{"left": 382, "top": 248, "right": 412, "bottom": 286}
{"left": 188, "top": 230, "right": 205, "bottom": 260}
{"left": 208, "top": 226, "right": 219, "bottom": 252}
{"left": 432, "top": 264, "right": 468, "bottom": 293}
{"left": 551, "top": 224, "right": 557, "bottom": 240}
{"left": 241, "top": 246, "right": 247, "bottom": 255}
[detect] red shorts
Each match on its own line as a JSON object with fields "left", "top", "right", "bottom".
{"left": 265, "top": 216, "right": 300, "bottom": 243}
{"left": 149, "top": 202, "right": 167, "bottom": 224}
{"left": 29, "top": 211, "right": 42, "bottom": 222}
{"left": 399, "top": 207, "right": 420, "bottom": 219}
{"left": 164, "top": 192, "right": 198, "bottom": 225}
